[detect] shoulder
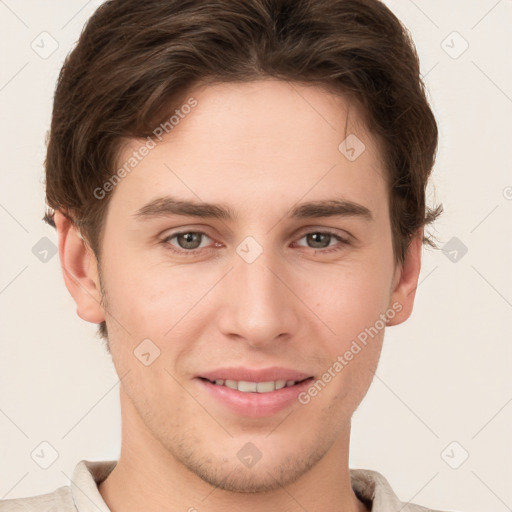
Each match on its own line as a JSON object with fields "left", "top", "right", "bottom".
{"left": 0, "top": 485, "right": 75, "bottom": 512}
{"left": 350, "top": 468, "right": 454, "bottom": 512}
{"left": 0, "top": 459, "right": 116, "bottom": 512}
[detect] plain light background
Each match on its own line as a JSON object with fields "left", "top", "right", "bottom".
{"left": 0, "top": 1, "right": 511, "bottom": 511}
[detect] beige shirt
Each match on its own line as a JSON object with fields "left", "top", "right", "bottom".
{"left": 0, "top": 460, "right": 449, "bottom": 512}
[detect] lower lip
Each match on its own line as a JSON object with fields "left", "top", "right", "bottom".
{"left": 196, "top": 378, "right": 314, "bottom": 417}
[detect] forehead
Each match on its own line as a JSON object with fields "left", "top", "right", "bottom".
{"left": 109, "top": 79, "right": 387, "bottom": 220}
{"left": 168, "top": 79, "right": 375, "bottom": 156}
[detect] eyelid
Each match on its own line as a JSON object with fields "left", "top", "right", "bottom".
{"left": 295, "top": 225, "right": 351, "bottom": 240}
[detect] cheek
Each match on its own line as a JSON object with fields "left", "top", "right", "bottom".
{"left": 308, "top": 260, "right": 393, "bottom": 335}
{"left": 102, "top": 262, "right": 200, "bottom": 386}
{"left": 303, "top": 264, "right": 389, "bottom": 414}
{"left": 102, "top": 252, "right": 215, "bottom": 347}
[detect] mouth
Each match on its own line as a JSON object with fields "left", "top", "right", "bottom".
{"left": 195, "top": 369, "right": 315, "bottom": 417}
{"left": 197, "top": 376, "right": 314, "bottom": 393}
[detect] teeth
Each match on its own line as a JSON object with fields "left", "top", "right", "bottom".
{"left": 256, "top": 381, "right": 275, "bottom": 392}
{"left": 238, "top": 381, "right": 257, "bottom": 392}
{"left": 225, "top": 379, "right": 238, "bottom": 390}
{"left": 210, "top": 379, "right": 298, "bottom": 393}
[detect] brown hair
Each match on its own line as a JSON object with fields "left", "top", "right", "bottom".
{"left": 43, "top": 0, "right": 441, "bottom": 343}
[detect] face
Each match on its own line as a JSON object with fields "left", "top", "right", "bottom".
{"left": 59, "top": 79, "right": 420, "bottom": 493}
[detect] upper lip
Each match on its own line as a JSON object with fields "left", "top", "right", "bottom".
{"left": 197, "top": 366, "right": 313, "bottom": 383}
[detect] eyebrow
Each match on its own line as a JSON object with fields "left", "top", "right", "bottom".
{"left": 133, "top": 195, "right": 373, "bottom": 222}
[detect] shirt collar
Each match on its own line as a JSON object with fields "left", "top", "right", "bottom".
{"left": 71, "top": 460, "right": 117, "bottom": 512}
{"left": 71, "top": 460, "right": 407, "bottom": 512}
{"left": 350, "top": 468, "right": 405, "bottom": 511}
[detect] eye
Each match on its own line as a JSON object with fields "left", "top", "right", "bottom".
{"left": 294, "top": 231, "right": 350, "bottom": 253}
{"left": 161, "top": 229, "right": 350, "bottom": 256}
{"left": 162, "top": 231, "right": 214, "bottom": 254}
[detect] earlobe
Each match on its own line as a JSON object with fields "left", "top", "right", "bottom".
{"left": 387, "top": 230, "right": 423, "bottom": 327}
{"left": 54, "top": 211, "right": 106, "bottom": 324}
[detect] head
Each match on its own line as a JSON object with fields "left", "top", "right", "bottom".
{"left": 45, "top": 0, "right": 440, "bottom": 494}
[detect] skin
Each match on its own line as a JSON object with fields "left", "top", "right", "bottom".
{"left": 55, "top": 79, "right": 422, "bottom": 512}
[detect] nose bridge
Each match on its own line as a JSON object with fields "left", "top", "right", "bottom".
{"left": 239, "top": 252, "right": 279, "bottom": 306}
{"left": 220, "top": 239, "right": 297, "bottom": 344}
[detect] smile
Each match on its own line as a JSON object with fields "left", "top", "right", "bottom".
{"left": 200, "top": 377, "right": 311, "bottom": 393}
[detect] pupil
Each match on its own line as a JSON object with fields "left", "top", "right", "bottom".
{"left": 309, "top": 233, "right": 329, "bottom": 248}
{"left": 180, "top": 232, "right": 200, "bottom": 249}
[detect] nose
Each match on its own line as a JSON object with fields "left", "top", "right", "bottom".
{"left": 216, "top": 245, "right": 300, "bottom": 349}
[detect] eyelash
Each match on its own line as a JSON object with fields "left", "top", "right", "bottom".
{"left": 160, "top": 230, "right": 350, "bottom": 257}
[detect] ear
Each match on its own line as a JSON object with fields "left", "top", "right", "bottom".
{"left": 54, "top": 211, "right": 106, "bottom": 324}
{"left": 387, "top": 229, "right": 423, "bottom": 326}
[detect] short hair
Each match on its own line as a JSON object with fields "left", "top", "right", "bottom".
{"left": 43, "top": 0, "right": 442, "bottom": 342}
